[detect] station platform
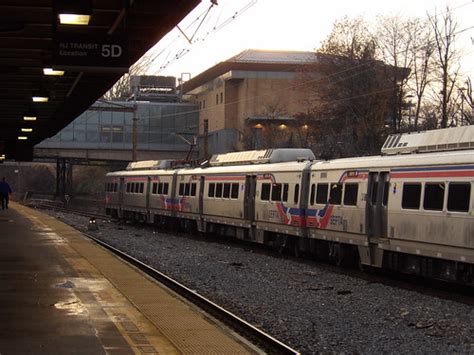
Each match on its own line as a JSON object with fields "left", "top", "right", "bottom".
{"left": 0, "top": 203, "right": 255, "bottom": 354}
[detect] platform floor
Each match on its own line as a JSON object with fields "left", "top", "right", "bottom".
{"left": 0, "top": 203, "right": 255, "bottom": 354}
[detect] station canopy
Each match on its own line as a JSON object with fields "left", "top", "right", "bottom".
{"left": 0, "top": 0, "right": 199, "bottom": 161}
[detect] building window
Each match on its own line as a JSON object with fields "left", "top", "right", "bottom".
{"left": 220, "top": 92, "right": 223, "bottom": 104}
{"left": 216, "top": 94, "right": 219, "bottom": 105}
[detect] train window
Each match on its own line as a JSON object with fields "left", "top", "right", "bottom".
{"left": 423, "top": 183, "right": 445, "bottom": 211}
{"left": 261, "top": 183, "right": 271, "bottom": 201}
{"left": 294, "top": 184, "right": 300, "bottom": 204}
{"left": 383, "top": 182, "right": 389, "bottom": 206}
{"left": 179, "top": 183, "right": 184, "bottom": 196}
{"left": 163, "top": 183, "right": 169, "bottom": 195}
{"left": 191, "top": 183, "right": 197, "bottom": 197}
{"left": 402, "top": 183, "right": 421, "bottom": 209}
{"left": 216, "top": 183, "right": 223, "bottom": 198}
{"left": 114, "top": 183, "right": 118, "bottom": 192}
{"left": 316, "top": 184, "right": 328, "bottom": 204}
{"left": 282, "top": 184, "right": 289, "bottom": 202}
{"left": 105, "top": 183, "right": 109, "bottom": 192}
{"left": 185, "top": 183, "right": 191, "bottom": 196}
{"left": 343, "top": 183, "right": 358, "bottom": 206}
{"left": 223, "top": 183, "right": 230, "bottom": 198}
{"left": 330, "top": 183, "right": 342, "bottom": 205}
{"left": 231, "top": 183, "right": 239, "bottom": 199}
{"left": 152, "top": 183, "right": 157, "bottom": 194}
{"left": 139, "top": 183, "right": 144, "bottom": 194}
{"left": 157, "top": 183, "right": 163, "bottom": 194}
{"left": 370, "top": 182, "right": 378, "bottom": 205}
{"left": 447, "top": 183, "right": 470, "bottom": 212}
{"left": 208, "top": 183, "right": 215, "bottom": 197}
{"left": 310, "top": 184, "right": 315, "bottom": 205}
{"left": 271, "top": 183, "right": 282, "bottom": 201}
{"left": 126, "top": 183, "right": 130, "bottom": 193}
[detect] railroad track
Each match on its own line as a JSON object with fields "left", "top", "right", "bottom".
{"left": 82, "top": 230, "right": 300, "bottom": 355}
{"left": 38, "top": 204, "right": 474, "bottom": 305}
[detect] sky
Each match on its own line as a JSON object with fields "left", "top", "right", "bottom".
{"left": 141, "top": 0, "right": 473, "bottom": 80}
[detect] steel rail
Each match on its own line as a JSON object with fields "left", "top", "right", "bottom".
{"left": 83, "top": 231, "right": 300, "bottom": 355}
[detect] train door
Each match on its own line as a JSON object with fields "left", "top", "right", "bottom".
{"left": 146, "top": 177, "right": 151, "bottom": 210}
{"left": 171, "top": 172, "right": 178, "bottom": 218}
{"left": 198, "top": 176, "right": 205, "bottom": 215}
{"left": 366, "top": 171, "right": 390, "bottom": 238}
{"left": 118, "top": 177, "right": 125, "bottom": 218}
{"left": 244, "top": 175, "right": 257, "bottom": 222}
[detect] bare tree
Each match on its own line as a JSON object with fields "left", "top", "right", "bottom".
{"left": 459, "top": 78, "right": 473, "bottom": 125}
{"left": 408, "top": 18, "right": 435, "bottom": 130}
{"left": 298, "top": 17, "right": 396, "bottom": 158}
{"left": 376, "top": 15, "right": 414, "bottom": 132}
{"left": 428, "top": 6, "right": 461, "bottom": 128}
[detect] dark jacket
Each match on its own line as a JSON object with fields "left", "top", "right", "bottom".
{"left": 0, "top": 181, "right": 12, "bottom": 195}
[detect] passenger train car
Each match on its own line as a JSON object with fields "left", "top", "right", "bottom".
{"left": 105, "top": 126, "right": 474, "bottom": 285}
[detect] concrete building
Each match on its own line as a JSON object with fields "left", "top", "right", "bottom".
{"left": 182, "top": 49, "right": 318, "bottom": 156}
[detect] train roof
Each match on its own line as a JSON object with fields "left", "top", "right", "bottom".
{"left": 311, "top": 149, "right": 474, "bottom": 171}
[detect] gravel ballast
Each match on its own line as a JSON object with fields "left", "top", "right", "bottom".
{"left": 47, "top": 211, "right": 473, "bottom": 354}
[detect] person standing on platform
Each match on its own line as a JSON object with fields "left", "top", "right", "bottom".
{"left": 0, "top": 177, "right": 12, "bottom": 210}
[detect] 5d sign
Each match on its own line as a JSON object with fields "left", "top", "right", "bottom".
{"left": 53, "top": 33, "right": 128, "bottom": 72}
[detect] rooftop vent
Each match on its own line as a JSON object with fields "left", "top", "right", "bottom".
{"left": 126, "top": 160, "right": 173, "bottom": 170}
{"left": 209, "top": 148, "right": 315, "bottom": 166}
{"left": 381, "top": 126, "right": 474, "bottom": 155}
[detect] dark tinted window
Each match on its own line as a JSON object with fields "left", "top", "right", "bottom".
{"left": 191, "top": 183, "right": 197, "bottom": 197}
{"left": 139, "top": 183, "right": 144, "bottom": 194}
{"left": 448, "top": 183, "right": 470, "bottom": 212}
{"left": 271, "top": 183, "right": 282, "bottom": 201}
{"left": 424, "top": 183, "right": 445, "bottom": 211}
{"left": 152, "top": 183, "right": 157, "bottom": 194}
{"left": 157, "top": 183, "right": 163, "bottom": 194}
{"left": 231, "top": 183, "right": 239, "bottom": 199}
{"left": 223, "top": 183, "right": 230, "bottom": 198}
{"left": 383, "top": 182, "right": 389, "bottom": 206}
{"left": 371, "top": 182, "right": 378, "bottom": 204}
{"left": 316, "top": 184, "right": 328, "bottom": 204}
{"left": 310, "top": 184, "right": 315, "bottom": 205}
{"left": 179, "top": 183, "right": 184, "bottom": 196}
{"left": 282, "top": 184, "right": 289, "bottom": 202}
{"left": 126, "top": 183, "right": 130, "bottom": 193}
{"left": 402, "top": 183, "right": 421, "bottom": 209}
{"left": 330, "top": 183, "right": 342, "bottom": 205}
{"left": 208, "top": 183, "right": 215, "bottom": 197}
{"left": 344, "top": 183, "right": 358, "bottom": 206}
{"left": 184, "top": 183, "right": 190, "bottom": 196}
{"left": 135, "top": 183, "right": 140, "bottom": 193}
{"left": 163, "top": 183, "right": 169, "bottom": 195}
{"left": 216, "top": 183, "right": 223, "bottom": 198}
{"left": 261, "top": 183, "right": 271, "bottom": 201}
{"left": 294, "top": 184, "right": 299, "bottom": 204}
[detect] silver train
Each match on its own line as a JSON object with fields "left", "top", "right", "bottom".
{"left": 105, "top": 126, "right": 474, "bottom": 285}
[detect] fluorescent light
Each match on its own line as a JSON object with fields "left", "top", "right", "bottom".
{"left": 58, "top": 14, "right": 90, "bottom": 25}
{"left": 23, "top": 116, "right": 37, "bottom": 121}
{"left": 43, "top": 68, "right": 65, "bottom": 76}
{"left": 21, "top": 128, "right": 33, "bottom": 133}
{"left": 32, "top": 96, "right": 48, "bottom": 102}
{"left": 18, "top": 136, "right": 28, "bottom": 140}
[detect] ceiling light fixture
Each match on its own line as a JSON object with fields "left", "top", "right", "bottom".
{"left": 23, "top": 107, "right": 38, "bottom": 121}
{"left": 32, "top": 88, "right": 49, "bottom": 102}
{"left": 55, "top": 0, "right": 92, "bottom": 25}
{"left": 18, "top": 136, "right": 28, "bottom": 140}
{"left": 43, "top": 68, "right": 65, "bottom": 76}
{"left": 21, "top": 128, "right": 33, "bottom": 133}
